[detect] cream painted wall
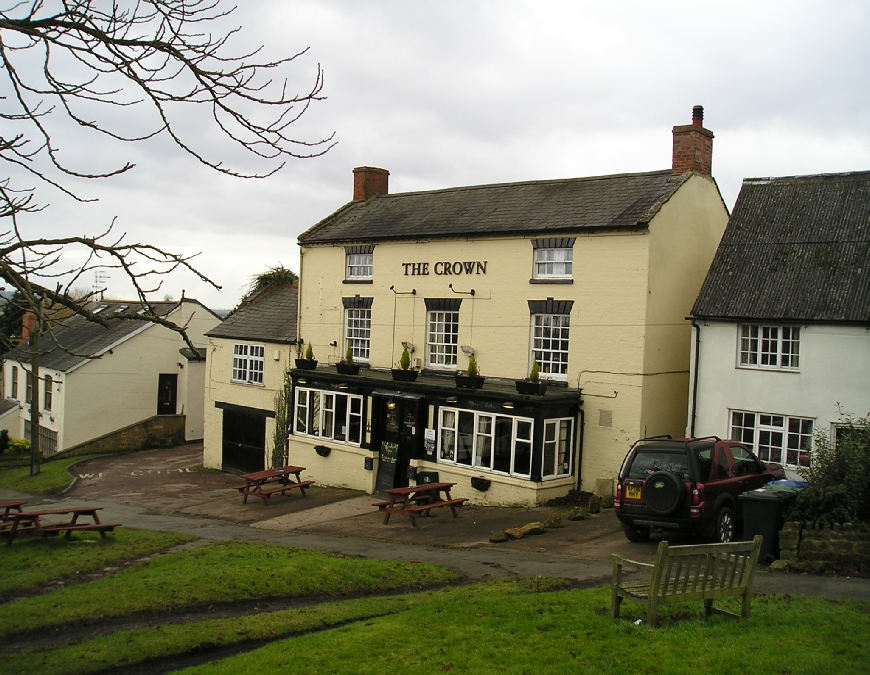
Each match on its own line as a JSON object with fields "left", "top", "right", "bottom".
{"left": 202, "top": 336, "right": 293, "bottom": 469}
{"left": 181, "top": 360, "right": 206, "bottom": 440}
{"left": 3, "top": 362, "right": 64, "bottom": 447}
{"left": 296, "top": 177, "right": 729, "bottom": 495}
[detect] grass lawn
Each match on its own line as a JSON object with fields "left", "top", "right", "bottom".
{"left": 0, "top": 528, "right": 196, "bottom": 598}
{"left": 178, "top": 581, "right": 870, "bottom": 675}
{"left": 0, "top": 541, "right": 458, "bottom": 636}
{"left": 1, "top": 595, "right": 413, "bottom": 675}
{"left": 0, "top": 455, "right": 92, "bottom": 494}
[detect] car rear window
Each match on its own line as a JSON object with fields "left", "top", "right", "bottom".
{"left": 625, "top": 449, "right": 689, "bottom": 480}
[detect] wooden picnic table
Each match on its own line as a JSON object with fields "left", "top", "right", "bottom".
{"left": 0, "top": 499, "right": 27, "bottom": 520}
{"left": 3, "top": 506, "right": 121, "bottom": 548}
{"left": 374, "top": 482, "right": 468, "bottom": 527}
{"left": 234, "top": 465, "right": 314, "bottom": 505}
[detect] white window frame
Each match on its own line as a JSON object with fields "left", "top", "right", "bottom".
{"left": 232, "top": 343, "right": 265, "bottom": 385}
{"left": 738, "top": 324, "right": 800, "bottom": 371}
{"left": 542, "top": 417, "right": 573, "bottom": 478}
{"left": 294, "top": 387, "right": 363, "bottom": 446}
{"left": 427, "top": 310, "right": 459, "bottom": 369}
{"left": 533, "top": 247, "right": 573, "bottom": 280}
{"left": 531, "top": 313, "right": 570, "bottom": 380}
{"left": 346, "top": 252, "right": 373, "bottom": 280}
{"left": 11, "top": 365, "right": 18, "bottom": 399}
{"left": 437, "top": 407, "right": 534, "bottom": 478}
{"left": 44, "top": 375, "right": 52, "bottom": 411}
{"left": 345, "top": 308, "right": 371, "bottom": 362}
{"left": 729, "top": 409, "right": 813, "bottom": 469}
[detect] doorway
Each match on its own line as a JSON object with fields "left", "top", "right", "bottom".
{"left": 374, "top": 395, "right": 421, "bottom": 492}
{"left": 157, "top": 374, "right": 178, "bottom": 415}
{"left": 221, "top": 409, "right": 266, "bottom": 473}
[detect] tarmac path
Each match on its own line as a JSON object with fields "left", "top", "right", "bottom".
{"left": 3, "top": 444, "right": 869, "bottom": 599}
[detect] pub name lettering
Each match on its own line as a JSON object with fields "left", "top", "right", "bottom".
{"left": 402, "top": 261, "right": 488, "bottom": 276}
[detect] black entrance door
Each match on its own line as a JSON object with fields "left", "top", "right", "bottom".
{"left": 374, "top": 396, "right": 420, "bottom": 491}
{"left": 157, "top": 374, "right": 178, "bottom": 415}
{"left": 222, "top": 409, "right": 266, "bottom": 473}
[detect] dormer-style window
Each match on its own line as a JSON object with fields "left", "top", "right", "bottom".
{"left": 345, "top": 245, "right": 374, "bottom": 282}
{"left": 531, "top": 238, "right": 575, "bottom": 282}
{"left": 739, "top": 324, "right": 800, "bottom": 370}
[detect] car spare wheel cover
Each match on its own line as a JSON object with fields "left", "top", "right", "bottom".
{"left": 643, "top": 470, "right": 684, "bottom": 515}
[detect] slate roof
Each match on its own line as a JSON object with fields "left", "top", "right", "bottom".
{"left": 692, "top": 171, "right": 870, "bottom": 324}
{"left": 299, "top": 170, "right": 690, "bottom": 244}
{"left": 0, "top": 397, "right": 19, "bottom": 418}
{"left": 3, "top": 300, "right": 213, "bottom": 372}
{"left": 206, "top": 285, "right": 298, "bottom": 344}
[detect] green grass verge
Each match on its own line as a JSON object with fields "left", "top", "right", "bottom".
{"left": 0, "top": 455, "right": 92, "bottom": 494}
{"left": 177, "top": 581, "right": 870, "bottom": 675}
{"left": 1, "top": 528, "right": 197, "bottom": 597}
{"left": 0, "top": 541, "right": 458, "bottom": 636}
{"left": 0, "top": 595, "right": 411, "bottom": 675}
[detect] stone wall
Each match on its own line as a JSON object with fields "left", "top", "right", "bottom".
{"left": 61, "top": 415, "right": 186, "bottom": 457}
{"left": 778, "top": 521, "right": 870, "bottom": 567}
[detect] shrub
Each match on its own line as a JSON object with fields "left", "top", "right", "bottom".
{"left": 305, "top": 342, "right": 314, "bottom": 360}
{"left": 7, "top": 437, "right": 31, "bottom": 454}
{"left": 529, "top": 360, "right": 540, "bottom": 382}
{"left": 399, "top": 346, "right": 411, "bottom": 370}
{"left": 0, "top": 429, "right": 8, "bottom": 454}
{"left": 787, "top": 412, "right": 870, "bottom": 524}
{"left": 345, "top": 343, "right": 354, "bottom": 364}
{"left": 467, "top": 355, "right": 479, "bottom": 377}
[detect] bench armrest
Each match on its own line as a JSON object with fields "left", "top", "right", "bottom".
{"left": 610, "top": 554, "right": 654, "bottom": 572}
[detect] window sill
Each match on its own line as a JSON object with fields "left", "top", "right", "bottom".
{"left": 529, "top": 278, "right": 573, "bottom": 284}
{"left": 343, "top": 279, "right": 373, "bottom": 284}
{"left": 230, "top": 380, "right": 266, "bottom": 387}
{"left": 736, "top": 365, "right": 800, "bottom": 373}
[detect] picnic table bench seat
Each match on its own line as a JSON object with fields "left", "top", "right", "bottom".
{"left": 402, "top": 498, "right": 468, "bottom": 514}
{"left": 611, "top": 535, "right": 763, "bottom": 626}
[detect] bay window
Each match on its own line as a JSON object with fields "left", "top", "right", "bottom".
{"left": 295, "top": 387, "right": 363, "bottom": 446}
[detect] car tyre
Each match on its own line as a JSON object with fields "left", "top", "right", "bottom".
{"left": 714, "top": 506, "right": 735, "bottom": 543}
{"left": 622, "top": 522, "right": 651, "bottom": 543}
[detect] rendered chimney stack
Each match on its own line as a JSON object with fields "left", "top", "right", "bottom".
{"left": 353, "top": 166, "right": 390, "bottom": 202}
{"left": 672, "top": 105, "right": 713, "bottom": 176}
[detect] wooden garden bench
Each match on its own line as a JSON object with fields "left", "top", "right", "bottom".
{"left": 611, "top": 535, "right": 762, "bottom": 626}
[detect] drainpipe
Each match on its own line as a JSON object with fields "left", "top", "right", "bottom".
{"left": 575, "top": 401, "right": 585, "bottom": 492}
{"left": 689, "top": 319, "right": 701, "bottom": 438}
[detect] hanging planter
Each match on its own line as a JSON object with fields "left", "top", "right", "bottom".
{"left": 471, "top": 476, "right": 491, "bottom": 492}
{"left": 314, "top": 445, "right": 331, "bottom": 457}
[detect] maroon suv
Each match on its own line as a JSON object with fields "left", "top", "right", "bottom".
{"left": 614, "top": 436, "right": 784, "bottom": 543}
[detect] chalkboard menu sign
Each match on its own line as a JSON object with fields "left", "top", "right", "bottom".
{"left": 375, "top": 441, "right": 399, "bottom": 492}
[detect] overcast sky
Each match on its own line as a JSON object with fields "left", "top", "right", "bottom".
{"left": 7, "top": 0, "right": 870, "bottom": 310}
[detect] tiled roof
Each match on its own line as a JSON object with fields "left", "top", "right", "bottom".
{"left": 206, "top": 285, "right": 298, "bottom": 344}
{"left": 693, "top": 171, "right": 870, "bottom": 323}
{"left": 3, "top": 300, "right": 211, "bottom": 372}
{"left": 299, "top": 170, "right": 688, "bottom": 244}
{"left": 0, "top": 397, "right": 19, "bottom": 418}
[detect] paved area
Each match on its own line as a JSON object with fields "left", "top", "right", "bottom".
{"left": 4, "top": 444, "right": 870, "bottom": 599}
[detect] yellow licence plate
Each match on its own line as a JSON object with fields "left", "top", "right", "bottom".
{"left": 625, "top": 485, "right": 642, "bottom": 500}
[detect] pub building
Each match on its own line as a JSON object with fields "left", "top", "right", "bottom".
{"left": 283, "top": 108, "right": 729, "bottom": 505}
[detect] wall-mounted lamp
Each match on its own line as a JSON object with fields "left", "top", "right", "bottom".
{"left": 460, "top": 345, "right": 474, "bottom": 356}
{"left": 329, "top": 341, "right": 338, "bottom": 347}
{"left": 387, "top": 398, "right": 397, "bottom": 410}
{"left": 338, "top": 383, "right": 349, "bottom": 390}
{"left": 297, "top": 378, "right": 307, "bottom": 385}
{"left": 446, "top": 396, "right": 458, "bottom": 404}
{"left": 401, "top": 341, "right": 415, "bottom": 353}
{"left": 502, "top": 402, "right": 515, "bottom": 410}
{"left": 177, "top": 362, "right": 184, "bottom": 369}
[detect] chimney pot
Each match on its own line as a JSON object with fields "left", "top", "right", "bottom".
{"left": 20, "top": 310, "right": 37, "bottom": 344}
{"left": 353, "top": 166, "right": 389, "bottom": 202}
{"left": 672, "top": 105, "right": 713, "bottom": 177}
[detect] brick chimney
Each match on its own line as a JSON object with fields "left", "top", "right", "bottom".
{"left": 672, "top": 105, "right": 713, "bottom": 176}
{"left": 20, "top": 311, "right": 37, "bottom": 344}
{"left": 353, "top": 167, "right": 389, "bottom": 202}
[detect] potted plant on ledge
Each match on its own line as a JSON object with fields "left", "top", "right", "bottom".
{"left": 516, "top": 360, "right": 548, "bottom": 395}
{"left": 392, "top": 345, "right": 418, "bottom": 382}
{"left": 455, "top": 355, "right": 485, "bottom": 389}
{"left": 295, "top": 342, "right": 317, "bottom": 370}
{"left": 336, "top": 343, "right": 361, "bottom": 375}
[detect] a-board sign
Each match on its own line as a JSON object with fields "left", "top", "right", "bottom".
{"left": 375, "top": 441, "right": 399, "bottom": 492}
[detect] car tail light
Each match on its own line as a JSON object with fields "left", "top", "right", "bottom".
{"left": 614, "top": 483, "right": 622, "bottom": 511}
{"left": 692, "top": 483, "right": 704, "bottom": 506}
